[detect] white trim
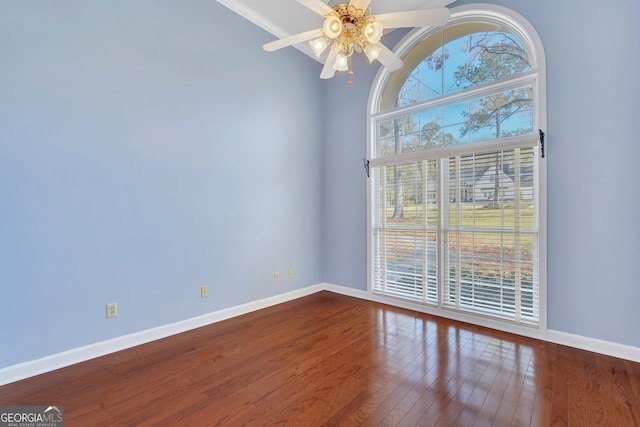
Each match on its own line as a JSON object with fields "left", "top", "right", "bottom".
{"left": 369, "top": 133, "right": 539, "bottom": 167}
{"left": 546, "top": 330, "right": 640, "bottom": 364}
{"left": 216, "top": 0, "right": 287, "bottom": 39}
{"left": 0, "top": 284, "right": 323, "bottom": 387}
{"left": 1, "top": 283, "right": 639, "bottom": 386}
{"left": 216, "top": 0, "right": 318, "bottom": 60}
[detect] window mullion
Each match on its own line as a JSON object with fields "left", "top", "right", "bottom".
{"left": 422, "top": 160, "right": 428, "bottom": 303}
{"left": 514, "top": 149, "right": 522, "bottom": 323}
{"left": 455, "top": 157, "right": 461, "bottom": 310}
{"left": 438, "top": 157, "right": 446, "bottom": 309}
{"left": 381, "top": 168, "right": 388, "bottom": 295}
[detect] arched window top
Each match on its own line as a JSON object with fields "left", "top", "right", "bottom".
{"left": 369, "top": 5, "right": 546, "bottom": 157}
{"left": 395, "top": 24, "right": 531, "bottom": 108}
{"left": 372, "top": 4, "right": 544, "bottom": 114}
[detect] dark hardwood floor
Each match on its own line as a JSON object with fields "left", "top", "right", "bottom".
{"left": 1, "top": 291, "right": 639, "bottom": 426}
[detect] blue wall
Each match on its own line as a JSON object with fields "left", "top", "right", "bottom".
{"left": 512, "top": 0, "right": 640, "bottom": 348}
{"left": 0, "top": 1, "right": 324, "bottom": 368}
{"left": 320, "top": 54, "right": 378, "bottom": 290}
{"left": 322, "top": 0, "right": 640, "bottom": 348}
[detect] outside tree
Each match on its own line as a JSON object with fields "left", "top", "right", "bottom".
{"left": 453, "top": 32, "right": 533, "bottom": 207}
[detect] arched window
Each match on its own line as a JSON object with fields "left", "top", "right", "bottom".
{"left": 367, "top": 5, "right": 546, "bottom": 330}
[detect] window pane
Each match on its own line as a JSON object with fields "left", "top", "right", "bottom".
{"left": 441, "top": 148, "right": 538, "bottom": 324}
{"left": 376, "top": 84, "right": 534, "bottom": 158}
{"left": 377, "top": 112, "right": 453, "bottom": 156}
{"left": 371, "top": 161, "right": 438, "bottom": 304}
{"left": 468, "top": 85, "right": 534, "bottom": 141}
{"left": 442, "top": 28, "right": 532, "bottom": 95}
{"left": 379, "top": 23, "right": 532, "bottom": 112}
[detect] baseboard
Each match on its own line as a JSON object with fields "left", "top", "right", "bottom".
{"left": 546, "top": 329, "right": 640, "bottom": 363}
{"left": 0, "top": 284, "right": 324, "bottom": 387}
{"left": 3, "top": 282, "right": 639, "bottom": 386}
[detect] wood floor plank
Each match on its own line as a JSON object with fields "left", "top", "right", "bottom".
{"left": 337, "top": 326, "right": 440, "bottom": 425}
{"left": 1, "top": 291, "right": 639, "bottom": 426}
{"left": 390, "top": 339, "right": 487, "bottom": 426}
{"left": 509, "top": 343, "right": 538, "bottom": 427}
{"left": 374, "top": 323, "right": 483, "bottom": 426}
{"left": 566, "top": 349, "right": 587, "bottom": 427}
{"left": 599, "top": 354, "right": 640, "bottom": 427}
{"left": 530, "top": 342, "right": 556, "bottom": 426}
{"left": 595, "top": 353, "right": 623, "bottom": 426}
{"left": 549, "top": 345, "right": 570, "bottom": 427}
{"left": 492, "top": 342, "right": 534, "bottom": 426}
{"left": 624, "top": 358, "right": 640, "bottom": 402}
{"left": 581, "top": 350, "right": 608, "bottom": 426}
{"left": 446, "top": 336, "right": 497, "bottom": 426}
{"left": 395, "top": 387, "right": 440, "bottom": 427}
{"left": 339, "top": 343, "right": 432, "bottom": 425}
{"left": 471, "top": 341, "right": 516, "bottom": 427}
{"left": 431, "top": 331, "right": 494, "bottom": 426}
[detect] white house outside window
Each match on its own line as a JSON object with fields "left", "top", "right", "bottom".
{"left": 367, "top": 5, "right": 546, "bottom": 331}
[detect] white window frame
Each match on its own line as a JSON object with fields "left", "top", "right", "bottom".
{"left": 366, "top": 4, "right": 547, "bottom": 338}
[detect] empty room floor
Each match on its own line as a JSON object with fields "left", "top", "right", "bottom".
{"left": 1, "top": 291, "right": 639, "bottom": 426}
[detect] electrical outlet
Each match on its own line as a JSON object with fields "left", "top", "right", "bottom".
{"left": 288, "top": 269, "right": 294, "bottom": 279}
{"left": 106, "top": 303, "right": 117, "bottom": 318}
{"left": 274, "top": 272, "right": 280, "bottom": 282}
{"left": 201, "top": 285, "right": 209, "bottom": 299}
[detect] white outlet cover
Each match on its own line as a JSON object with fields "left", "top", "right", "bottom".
{"left": 106, "top": 303, "right": 117, "bottom": 318}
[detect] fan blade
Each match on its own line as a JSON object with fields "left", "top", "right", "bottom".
{"left": 296, "top": 0, "right": 335, "bottom": 16}
{"left": 375, "top": 8, "right": 450, "bottom": 28}
{"left": 320, "top": 48, "right": 338, "bottom": 79}
{"left": 375, "top": 43, "right": 403, "bottom": 71}
{"left": 263, "top": 28, "right": 324, "bottom": 52}
{"left": 349, "top": 0, "right": 372, "bottom": 12}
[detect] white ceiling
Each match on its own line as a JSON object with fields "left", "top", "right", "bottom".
{"left": 217, "top": 0, "right": 455, "bottom": 60}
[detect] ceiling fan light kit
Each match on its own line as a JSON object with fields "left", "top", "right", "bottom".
{"left": 310, "top": 36, "right": 331, "bottom": 57}
{"left": 363, "top": 42, "right": 381, "bottom": 63}
{"left": 263, "top": 0, "right": 451, "bottom": 80}
{"left": 333, "top": 52, "right": 350, "bottom": 71}
{"left": 364, "top": 21, "right": 383, "bottom": 44}
{"left": 322, "top": 14, "right": 343, "bottom": 38}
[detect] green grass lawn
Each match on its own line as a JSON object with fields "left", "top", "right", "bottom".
{"left": 385, "top": 202, "right": 534, "bottom": 229}
{"left": 382, "top": 202, "right": 536, "bottom": 249}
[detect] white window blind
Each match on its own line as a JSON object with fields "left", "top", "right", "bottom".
{"left": 371, "top": 146, "right": 539, "bottom": 326}
{"left": 441, "top": 148, "right": 538, "bottom": 325}
{"left": 372, "top": 160, "right": 439, "bottom": 304}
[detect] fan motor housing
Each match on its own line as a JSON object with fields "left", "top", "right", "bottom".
{"left": 333, "top": 3, "right": 368, "bottom": 24}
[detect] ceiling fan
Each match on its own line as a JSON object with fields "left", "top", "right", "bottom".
{"left": 263, "top": 0, "right": 450, "bottom": 79}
